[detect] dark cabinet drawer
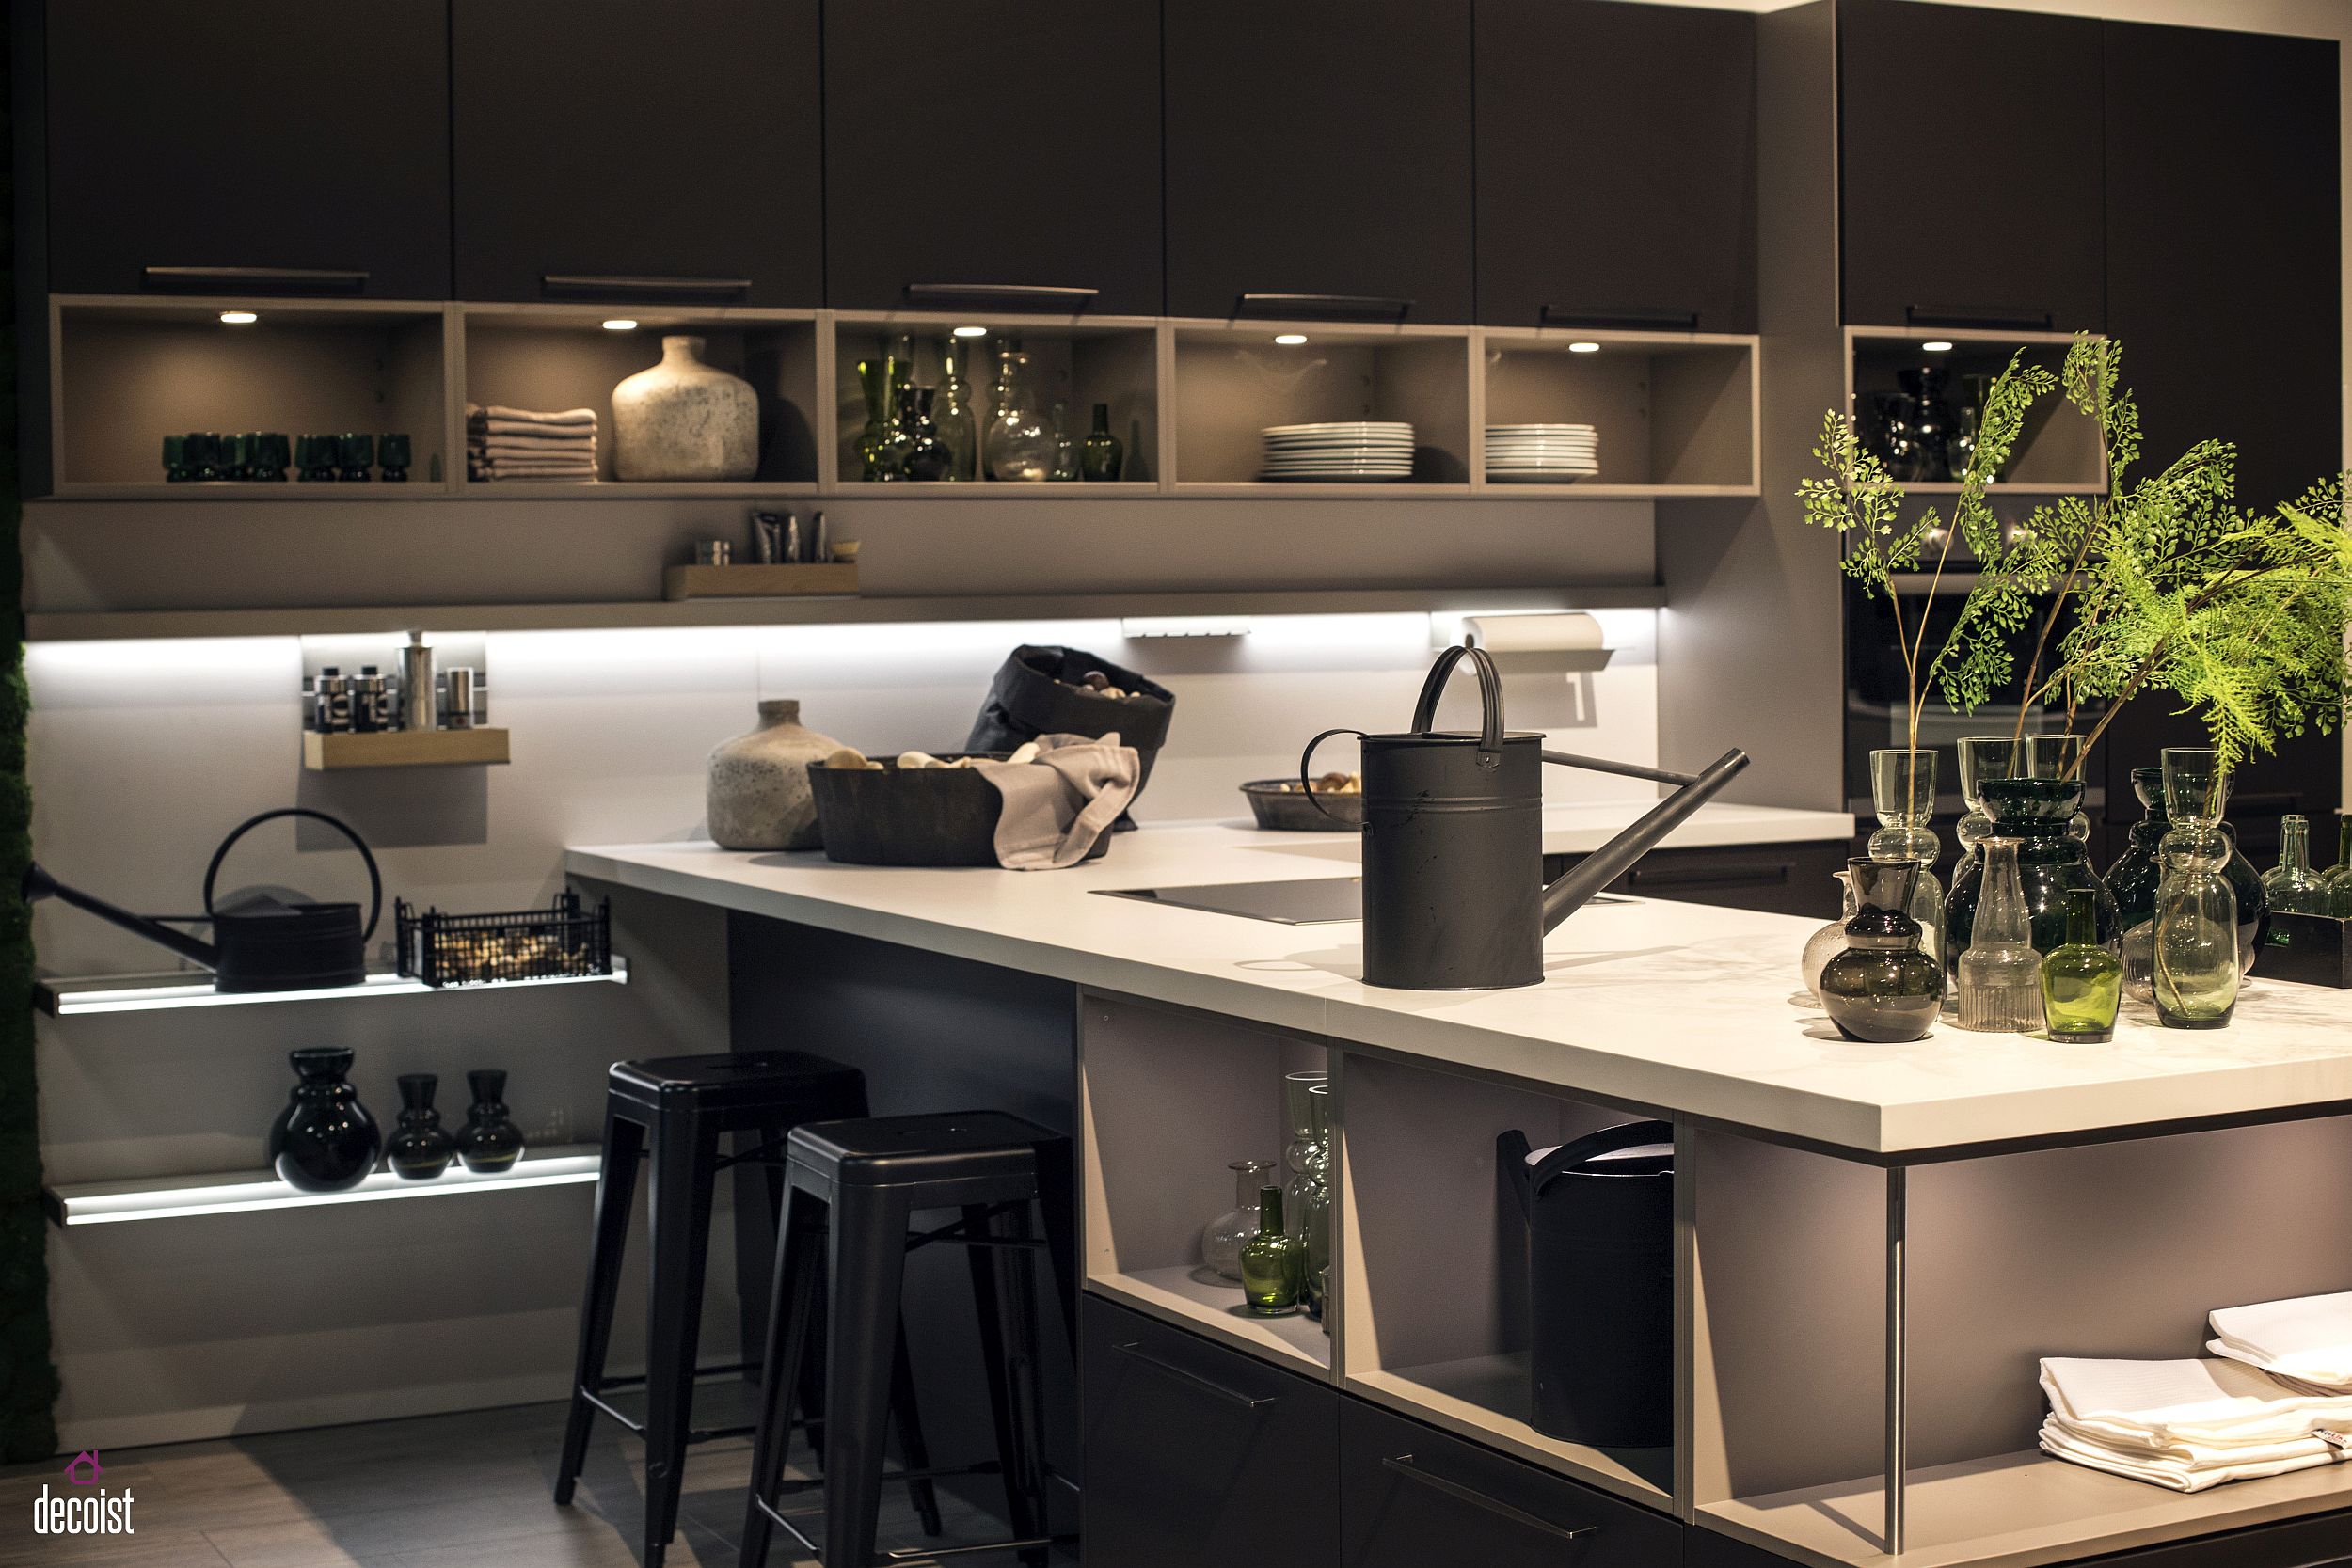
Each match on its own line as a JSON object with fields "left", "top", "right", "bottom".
{"left": 1341, "top": 1400, "right": 1677, "bottom": 1568}
{"left": 1081, "top": 1294, "right": 1339, "bottom": 1568}
{"left": 1164, "top": 0, "right": 1474, "bottom": 324}
{"left": 47, "top": 0, "right": 451, "bottom": 299}
{"left": 1548, "top": 842, "right": 1851, "bottom": 920}
{"left": 1474, "top": 0, "right": 1756, "bottom": 333}
{"left": 824, "top": 1, "right": 1160, "bottom": 316}
{"left": 452, "top": 0, "right": 821, "bottom": 307}
{"left": 1836, "top": 0, "right": 2104, "bottom": 331}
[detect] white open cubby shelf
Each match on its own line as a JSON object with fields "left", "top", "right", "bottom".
{"left": 1078, "top": 989, "right": 2352, "bottom": 1568}
{"left": 45, "top": 296, "right": 1761, "bottom": 501}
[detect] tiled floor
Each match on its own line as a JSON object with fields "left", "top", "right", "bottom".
{"left": 0, "top": 1384, "right": 1038, "bottom": 1568}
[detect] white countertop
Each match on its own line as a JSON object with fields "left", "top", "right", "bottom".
{"left": 566, "top": 814, "right": 2352, "bottom": 1159}
{"left": 1529, "top": 799, "right": 1852, "bottom": 854}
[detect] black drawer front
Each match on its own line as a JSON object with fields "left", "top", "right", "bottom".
{"left": 1081, "top": 1293, "right": 1339, "bottom": 1568}
{"left": 1341, "top": 1400, "right": 1678, "bottom": 1568}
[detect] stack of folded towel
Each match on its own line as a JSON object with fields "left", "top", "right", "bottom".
{"left": 467, "top": 404, "right": 598, "bottom": 482}
{"left": 2210, "top": 1291, "right": 2352, "bottom": 1393}
{"left": 2040, "top": 1356, "right": 2352, "bottom": 1492}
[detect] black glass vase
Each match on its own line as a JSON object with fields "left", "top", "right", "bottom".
{"left": 1946, "top": 777, "right": 2120, "bottom": 985}
{"left": 2106, "top": 764, "right": 2266, "bottom": 998}
{"left": 384, "top": 1072, "right": 456, "bottom": 1180}
{"left": 266, "top": 1046, "right": 381, "bottom": 1193}
{"left": 1819, "top": 858, "right": 1945, "bottom": 1042}
{"left": 454, "top": 1069, "right": 526, "bottom": 1174}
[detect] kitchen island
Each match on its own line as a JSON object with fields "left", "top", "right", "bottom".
{"left": 567, "top": 809, "right": 2352, "bottom": 1568}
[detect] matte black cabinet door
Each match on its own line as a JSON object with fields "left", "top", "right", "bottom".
{"left": 1837, "top": 0, "right": 2104, "bottom": 331}
{"left": 825, "top": 2, "right": 1159, "bottom": 316}
{"left": 1475, "top": 0, "right": 1756, "bottom": 333}
{"left": 1080, "top": 1295, "right": 1338, "bottom": 1568}
{"left": 1165, "top": 0, "right": 1474, "bottom": 324}
{"left": 1340, "top": 1401, "right": 1679, "bottom": 1568}
{"left": 2101, "top": 21, "right": 2341, "bottom": 839}
{"left": 452, "top": 0, "right": 821, "bottom": 307}
{"left": 47, "top": 0, "right": 450, "bottom": 298}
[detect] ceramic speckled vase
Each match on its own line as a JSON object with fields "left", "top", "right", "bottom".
{"left": 612, "top": 335, "right": 757, "bottom": 481}
{"left": 708, "top": 699, "right": 841, "bottom": 851}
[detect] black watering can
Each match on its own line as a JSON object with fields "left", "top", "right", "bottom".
{"left": 26, "top": 808, "right": 382, "bottom": 993}
{"left": 1302, "top": 643, "right": 1749, "bottom": 990}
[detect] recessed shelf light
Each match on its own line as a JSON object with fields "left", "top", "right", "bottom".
{"left": 1273, "top": 333, "right": 1309, "bottom": 346}
{"left": 218, "top": 310, "right": 258, "bottom": 325}
{"left": 1922, "top": 340, "right": 1955, "bottom": 353}
{"left": 1567, "top": 341, "right": 1601, "bottom": 354}
{"left": 48, "top": 1146, "right": 605, "bottom": 1226}
{"left": 37, "top": 958, "right": 628, "bottom": 1016}
{"left": 953, "top": 325, "right": 988, "bottom": 339}
{"left": 601, "top": 318, "right": 639, "bottom": 332}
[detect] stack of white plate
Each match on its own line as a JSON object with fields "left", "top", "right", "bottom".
{"left": 1260, "top": 421, "right": 1415, "bottom": 482}
{"left": 1486, "top": 423, "right": 1598, "bottom": 483}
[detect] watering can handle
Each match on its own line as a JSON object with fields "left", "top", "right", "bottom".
{"left": 1528, "top": 1119, "right": 1676, "bottom": 1197}
{"left": 1409, "top": 642, "right": 1505, "bottom": 755}
{"left": 1298, "top": 728, "right": 1366, "bottom": 820}
{"left": 203, "top": 808, "right": 384, "bottom": 941}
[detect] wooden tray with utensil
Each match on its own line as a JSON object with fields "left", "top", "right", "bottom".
{"left": 662, "top": 563, "right": 859, "bottom": 601}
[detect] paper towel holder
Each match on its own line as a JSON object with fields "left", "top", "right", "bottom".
{"left": 1458, "top": 612, "right": 1615, "bottom": 673}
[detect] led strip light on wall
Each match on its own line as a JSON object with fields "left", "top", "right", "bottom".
{"left": 48, "top": 1147, "right": 604, "bottom": 1226}
{"left": 39, "top": 959, "right": 628, "bottom": 1016}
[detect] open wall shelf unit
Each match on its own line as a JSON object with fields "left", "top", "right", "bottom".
{"left": 37, "top": 958, "right": 628, "bottom": 1015}
{"left": 44, "top": 1144, "right": 602, "bottom": 1226}
{"left": 1079, "top": 988, "right": 2352, "bottom": 1568}
{"left": 44, "top": 295, "right": 1761, "bottom": 503}
{"left": 1842, "top": 326, "right": 2109, "bottom": 499}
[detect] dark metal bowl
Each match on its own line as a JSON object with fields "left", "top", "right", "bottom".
{"left": 1241, "top": 779, "right": 1364, "bottom": 832}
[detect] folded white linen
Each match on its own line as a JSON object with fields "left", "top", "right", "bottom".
{"left": 469, "top": 468, "right": 597, "bottom": 483}
{"left": 466, "top": 404, "right": 598, "bottom": 427}
{"left": 2041, "top": 1357, "right": 2352, "bottom": 1449}
{"left": 2039, "top": 1418, "right": 2350, "bottom": 1494}
{"left": 470, "top": 438, "right": 598, "bottom": 460}
{"left": 469, "top": 421, "right": 598, "bottom": 443}
{"left": 469, "top": 457, "right": 596, "bottom": 471}
{"left": 2209, "top": 1292, "right": 2352, "bottom": 1389}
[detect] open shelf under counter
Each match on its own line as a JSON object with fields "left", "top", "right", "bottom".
{"left": 1700, "top": 1447, "right": 2352, "bottom": 1568}
{"left": 1347, "top": 1356, "right": 1672, "bottom": 1509}
{"left": 45, "top": 1143, "right": 603, "bottom": 1227}
{"left": 37, "top": 958, "right": 628, "bottom": 1016}
{"left": 1089, "top": 1270, "right": 1332, "bottom": 1380}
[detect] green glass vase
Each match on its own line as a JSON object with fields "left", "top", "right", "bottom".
{"left": 1238, "top": 1185, "right": 1303, "bottom": 1315}
{"left": 2041, "top": 886, "right": 2122, "bottom": 1042}
{"left": 1081, "top": 401, "right": 1125, "bottom": 482}
{"left": 2265, "top": 814, "right": 2332, "bottom": 915}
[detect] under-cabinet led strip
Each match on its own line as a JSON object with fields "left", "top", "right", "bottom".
{"left": 41, "top": 958, "right": 628, "bottom": 1016}
{"left": 52, "top": 1148, "right": 604, "bottom": 1226}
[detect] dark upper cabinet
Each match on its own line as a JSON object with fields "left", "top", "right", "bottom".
{"left": 825, "top": 2, "right": 1160, "bottom": 316}
{"left": 2100, "top": 21, "right": 2342, "bottom": 832}
{"left": 1165, "top": 0, "right": 1474, "bottom": 324}
{"left": 452, "top": 0, "right": 821, "bottom": 307}
{"left": 1474, "top": 0, "right": 1756, "bottom": 333}
{"left": 1837, "top": 0, "right": 2105, "bottom": 331}
{"left": 46, "top": 0, "right": 450, "bottom": 299}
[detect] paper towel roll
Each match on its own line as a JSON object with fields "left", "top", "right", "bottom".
{"left": 1465, "top": 612, "right": 1613, "bottom": 669}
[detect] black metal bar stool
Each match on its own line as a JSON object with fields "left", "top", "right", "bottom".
{"left": 740, "top": 1110, "right": 1080, "bottom": 1568}
{"left": 553, "top": 1051, "right": 943, "bottom": 1568}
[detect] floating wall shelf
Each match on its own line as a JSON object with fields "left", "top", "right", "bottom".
{"left": 45, "top": 1144, "right": 603, "bottom": 1227}
{"left": 302, "top": 726, "right": 512, "bottom": 770}
{"left": 36, "top": 958, "right": 628, "bottom": 1016}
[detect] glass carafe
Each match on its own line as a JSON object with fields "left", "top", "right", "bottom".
{"left": 2153, "top": 748, "right": 2239, "bottom": 1028}
{"left": 2042, "top": 886, "right": 2123, "bottom": 1042}
{"left": 983, "top": 342, "right": 1056, "bottom": 482}
{"left": 1200, "top": 1157, "right": 1276, "bottom": 1282}
{"left": 2026, "top": 733, "right": 2092, "bottom": 844}
{"left": 1818, "top": 858, "right": 1944, "bottom": 1043}
{"left": 2265, "top": 814, "right": 2331, "bottom": 915}
{"left": 1801, "top": 871, "right": 1858, "bottom": 1003}
{"left": 1869, "top": 748, "right": 1944, "bottom": 967}
{"left": 933, "top": 340, "right": 980, "bottom": 481}
{"left": 1954, "top": 736, "right": 2019, "bottom": 872}
{"left": 1957, "top": 838, "right": 2044, "bottom": 1033}
{"left": 2324, "top": 816, "right": 2352, "bottom": 916}
{"left": 1049, "top": 400, "right": 1080, "bottom": 481}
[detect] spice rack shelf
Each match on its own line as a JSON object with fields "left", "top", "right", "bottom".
{"left": 36, "top": 958, "right": 629, "bottom": 1016}
{"left": 301, "top": 727, "right": 511, "bottom": 770}
{"left": 43, "top": 1143, "right": 604, "bottom": 1227}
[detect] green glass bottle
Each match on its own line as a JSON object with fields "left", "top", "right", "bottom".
{"left": 933, "top": 340, "right": 980, "bottom": 481}
{"left": 2264, "top": 814, "right": 2331, "bottom": 915}
{"left": 1237, "top": 1184, "right": 1303, "bottom": 1316}
{"left": 855, "top": 356, "right": 901, "bottom": 481}
{"left": 2041, "top": 886, "right": 2122, "bottom": 1042}
{"left": 2325, "top": 815, "right": 2352, "bottom": 916}
{"left": 1081, "top": 401, "right": 1126, "bottom": 482}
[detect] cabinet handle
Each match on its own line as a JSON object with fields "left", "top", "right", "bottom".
{"left": 1109, "top": 1340, "right": 1274, "bottom": 1410}
{"left": 1626, "top": 860, "right": 1794, "bottom": 889}
{"left": 1904, "top": 303, "right": 2054, "bottom": 331}
{"left": 142, "top": 265, "right": 367, "bottom": 295}
{"left": 1234, "top": 293, "right": 1413, "bottom": 322}
{"left": 1380, "top": 1455, "right": 1598, "bottom": 1545}
{"left": 1539, "top": 305, "right": 1698, "bottom": 332}
{"left": 541, "top": 274, "right": 752, "bottom": 300}
{"left": 901, "top": 283, "right": 1099, "bottom": 309}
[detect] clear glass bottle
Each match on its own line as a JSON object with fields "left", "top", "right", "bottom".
{"left": 2026, "top": 733, "right": 2093, "bottom": 844}
{"left": 1049, "top": 400, "right": 1081, "bottom": 481}
{"left": 2325, "top": 816, "right": 2352, "bottom": 917}
{"left": 1238, "top": 1185, "right": 1304, "bottom": 1315}
{"left": 2265, "top": 813, "right": 2331, "bottom": 915}
{"left": 1300, "top": 1085, "right": 1332, "bottom": 1325}
{"left": 1200, "top": 1157, "right": 1276, "bottom": 1282}
{"left": 982, "top": 341, "right": 1056, "bottom": 482}
{"left": 1869, "top": 748, "right": 1944, "bottom": 967}
{"left": 855, "top": 356, "right": 901, "bottom": 481}
{"left": 1957, "top": 838, "right": 2045, "bottom": 1033}
{"left": 1801, "top": 871, "right": 1858, "bottom": 1002}
{"left": 2041, "top": 886, "right": 2123, "bottom": 1042}
{"left": 933, "top": 340, "right": 980, "bottom": 482}
{"left": 2153, "top": 747, "right": 2239, "bottom": 1029}
{"left": 1954, "top": 736, "right": 2018, "bottom": 872}
{"left": 1082, "top": 401, "right": 1125, "bottom": 481}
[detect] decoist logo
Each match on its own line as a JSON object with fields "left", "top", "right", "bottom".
{"left": 33, "top": 1450, "right": 135, "bottom": 1536}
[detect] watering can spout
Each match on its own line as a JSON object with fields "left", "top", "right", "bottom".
{"left": 1539, "top": 748, "right": 1752, "bottom": 933}
{"left": 23, "top": 861, "right": 222, "bottom": 970}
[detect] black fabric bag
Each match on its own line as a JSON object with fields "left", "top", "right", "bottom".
{"left": 966, "top": 645, "right": 1175, "bottom": 828}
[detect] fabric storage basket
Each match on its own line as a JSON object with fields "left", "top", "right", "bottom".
{"left": 965, "top": 645, "right": 1174, "bottom": 825}
{"left": 807, "top": 755, "right": 1111, "bottom": 867}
